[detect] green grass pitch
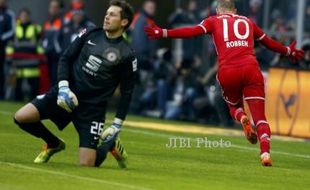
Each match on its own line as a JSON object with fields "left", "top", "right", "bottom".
{"left": 0, "top": 101, "right": 310, "bottom": 190}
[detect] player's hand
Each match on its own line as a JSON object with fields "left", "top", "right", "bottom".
{"left": 144, "top": 23, "right": 165, "bottom": 39}
{"left": 100, "top": 123, "right": 121, "bottom": 143}
{"left": 57, "top": 81, "right": 78, "bottom": 113}
{"left": 287, "top": 40, "right": 305, "bottom": 63}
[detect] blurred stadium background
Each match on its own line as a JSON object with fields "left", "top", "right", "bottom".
{"left": 2, "top": 0, "right": 309, "bottom": 138}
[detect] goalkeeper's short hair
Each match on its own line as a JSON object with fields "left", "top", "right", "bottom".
{"left": 109, "top": 0, "right": 134, "bottom": 30}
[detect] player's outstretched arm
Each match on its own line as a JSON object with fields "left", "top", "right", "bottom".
{"left": 144, "top": 23, "right": 205, "bottom": 39}
{"left": 253, "top": 22, "right": 304, "bottom": 63}
{"left": 260, "top": 37, "right": 304, "bottom": 63}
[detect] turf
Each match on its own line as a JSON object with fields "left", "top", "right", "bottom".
{"left": 0, "top": 101, "right": 310, "bottom": 190}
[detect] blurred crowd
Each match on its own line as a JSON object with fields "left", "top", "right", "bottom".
{"left": 0, "top": 0, "right": 94, "bottom": 102}
{"left": 1, "top": 0, "right": 310, "bottom": 127}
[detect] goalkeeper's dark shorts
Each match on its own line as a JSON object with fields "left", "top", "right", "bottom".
{"left": 31, "top": 86, "right": 107, "bottom": 149}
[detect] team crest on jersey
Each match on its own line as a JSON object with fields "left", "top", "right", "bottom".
{"left": 104, "top": 48, "right": 120, "bottom": 64}
{"left": 107, "top": 52, "right": 117, "bottom": 62}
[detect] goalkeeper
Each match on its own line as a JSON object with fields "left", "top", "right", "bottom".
{"left": 13, "top": 0, "right": 136, "bottom": 167}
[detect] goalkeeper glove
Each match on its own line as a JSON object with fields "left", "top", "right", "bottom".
{"left": 287, "top": 40, "right": 305, "bottom": 63}
{"left": 101, "top": 119, "right": 122, "bottom": 143}
{"left": 57, "top": 80, "right": 79, "bottom": 113}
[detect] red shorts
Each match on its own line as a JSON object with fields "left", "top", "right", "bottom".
{"left": 217, "top": 64, "right": 265, "bottom": 106}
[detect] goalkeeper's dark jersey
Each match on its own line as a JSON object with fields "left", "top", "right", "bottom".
{"left": 57, "top": 27, "right": 137, "bottom": 120}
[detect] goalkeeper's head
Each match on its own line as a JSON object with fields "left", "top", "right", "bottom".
{"left": 216, "top": 0, "right": 237, "bottom": 15}
{"left": 104, "top": 0, "right": 134, "bottom": 33}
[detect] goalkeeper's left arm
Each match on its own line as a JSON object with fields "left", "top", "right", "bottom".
{"left": 100, "top": 87, "right": 133, "bottom": 142}
{"left": 101, "top": 55, "right": 137, "bottom": 142}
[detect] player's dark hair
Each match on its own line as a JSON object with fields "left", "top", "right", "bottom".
{"left": 217, "top": 0, "right": 235, "bottom": 10}
{"left": 109, "top": 0, "right": 134, "bottom": 30}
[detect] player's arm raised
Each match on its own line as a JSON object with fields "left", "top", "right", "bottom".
{"left": 253, "top": 22, "right": 304, "bottom": 63}
{"left": 144, "top": 22, "right": 207, "bottom": 39}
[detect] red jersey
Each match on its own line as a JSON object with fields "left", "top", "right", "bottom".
{"left": 199, "top": 14, "right": 265, "bottom": 69}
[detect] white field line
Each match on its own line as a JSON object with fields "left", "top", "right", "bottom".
{"left": 123, "top": 128, "right": 310, "bottom": 160}
{"left": 0, "top": 161, "right": 152, "bottom": 190}
{"left": 0, "top": 110, "right": 13, "bottom": 116}
{"left": 1, "top": 110, "right": 309, "bottom": 160}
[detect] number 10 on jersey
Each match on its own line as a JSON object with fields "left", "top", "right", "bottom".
{"left": 222, "top": 18, "right": 250, "bottom": 42}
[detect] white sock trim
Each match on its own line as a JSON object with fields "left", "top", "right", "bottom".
{"left": 244, "top": 96, "right": 265, "bottom": 101}
{"left": 260, "top": 152, "right": 270, "bottom": 158}
{"left": 256, "top": 120, "right": 269, "bottom": 127}
{"left": 260, "top": 133, "right": 270, "bottom": 140}
{"left": 234, "top": 108, "right": 244, "bottom": 121}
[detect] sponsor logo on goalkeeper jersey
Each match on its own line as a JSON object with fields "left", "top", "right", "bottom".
{"left": 83, "top": 55, "right": 102, "bottom": 76}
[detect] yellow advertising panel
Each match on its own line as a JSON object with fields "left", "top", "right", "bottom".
{"left": 266, "top": 68, "right": 310, "bottom": 139}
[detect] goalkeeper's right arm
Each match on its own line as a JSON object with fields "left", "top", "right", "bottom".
{"left": 57, "top": 80, "right": 78, "bottom": 113}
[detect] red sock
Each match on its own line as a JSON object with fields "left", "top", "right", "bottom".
{"left": 235, "top": 109, "right": 245, "bottom": 122}
{"left": 256, "top": 123, "right": 271, "bottom": 154}
{"left": 246, "top": 99, "right": 271, "bottom": 154}
{"left": 228, "top": 105, "right": 245, "bottom": 122}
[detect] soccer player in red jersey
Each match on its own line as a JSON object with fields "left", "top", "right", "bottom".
{"left": 144, "top": 0, "right": 304, "bottom": 166}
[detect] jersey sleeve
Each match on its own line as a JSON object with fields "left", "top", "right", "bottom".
{"left": 167, "top": 26, "right": 205, "bottom": 38}
{"left": 251, "top": 21, "right": 288, "bottom": 55}
{"left": 57, "top": 27, "right": 96, "bottom": 82}
{"left": 115, "top": 53, "right": 138, "bottom": 120}
{"left": 165, "top": 17, "right": 213, "bottom": 39}
{"left": 198, "top": 17, "right": 213, "bottom": 34}
{"left": 252, "top": 21, "right": 266, "bottom": 41}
